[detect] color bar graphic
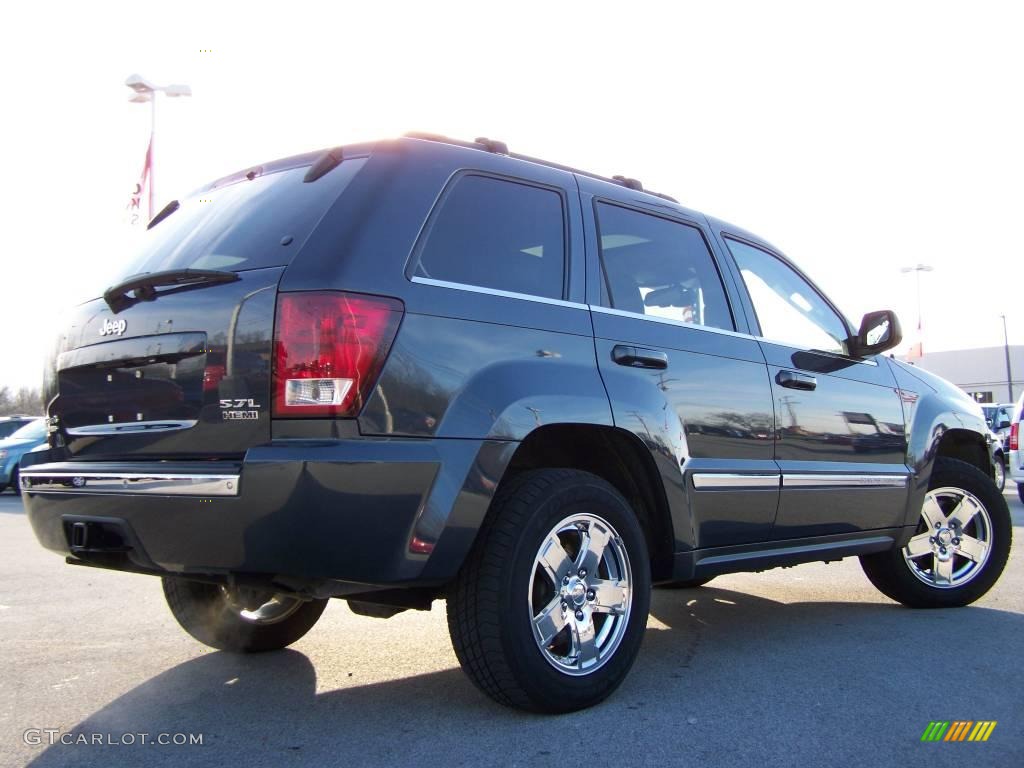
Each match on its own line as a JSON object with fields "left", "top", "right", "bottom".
{"left": 921, "top": 721, "right": 996, "bottom": 742}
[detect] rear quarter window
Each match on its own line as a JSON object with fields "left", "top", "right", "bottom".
{"left": 412, "top": 174, "right": 566, "bottom": 300}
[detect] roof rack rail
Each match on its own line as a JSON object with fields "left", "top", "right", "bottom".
{"left": 612, "top": 175, "right": 643, "bottom": 191}
{"left": 473, "top": 136, "right": 509, "bottom": 154}
{"left": 611, "top": 175, "right": 678, "bottom": 203}
{"left": 403, "top": 132, "right": 508, "bottom": 155}
{"left": 402, "top": 132, "right": 679, "bottom": 204}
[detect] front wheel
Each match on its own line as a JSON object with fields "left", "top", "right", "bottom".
{"left": 448, "top": 469, "right": 651, "bottom": 713}
{"left": 162, "top": 578, "right": 328, "bottom": 652}
{"left": 860, "top": 458, "right": 1011, "bottom": 608}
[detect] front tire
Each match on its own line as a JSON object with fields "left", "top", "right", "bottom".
{"left": 448, "top": 469, "right": 651, "bottom": 713}
{"left": 860, "top": 458, "right": 1011, "bottom": 608}
{"left": 162, "top": 578, "right": 328, "bottom": 652}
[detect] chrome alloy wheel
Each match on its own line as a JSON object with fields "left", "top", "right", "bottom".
{"left": 529, "top": 513, "right": 633, "bottom": 676}
{"left": 993, "top": 459, "right": 1005, "bottom": 491}
{"left": 219, "top": 586, "right": 304, "bottom": 625}
{"left": 903, "top": 486, "right": 993, "bottom": 589}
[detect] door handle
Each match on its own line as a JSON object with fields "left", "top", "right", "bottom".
{"left": 612, "top": 345, "right": 669, "bottom": 370}
{"left": 776, "top": 370, "right": 817, "bottom": 390}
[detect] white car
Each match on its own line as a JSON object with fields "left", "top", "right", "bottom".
{"left": 1009, "top": 392, "right": 1024, "bottom": 503}
{"left": 983, "top": 402, "right": 1015, "bottom": 450}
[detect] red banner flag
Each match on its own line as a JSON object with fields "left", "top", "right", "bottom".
{"left": 125, "top": 137, "right": 153, "bottom": 227}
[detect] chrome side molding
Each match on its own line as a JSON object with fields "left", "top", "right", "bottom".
{"left": 782, "top": 474, "right": 908, "bottom": 489}
{"left": 20, "top": 469, "right": 239, "bottom": 497}
{"left": 692, "top": 472, "right": 909, "bottom": 490}
{"left": 692, "top": 473, "right": 781, "bottom": 490}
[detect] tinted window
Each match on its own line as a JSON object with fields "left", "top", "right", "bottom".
{"left": 119, "top": 158, "right": 366, "bottom": 280}
{"left": 596, "top": 203, "right": 733, "bottom": 331}
{"left": 415, "top": 175, "right": 565, "bottom": 300}
{"left": 726, "top": 238, "right": 849, "bottom": 353}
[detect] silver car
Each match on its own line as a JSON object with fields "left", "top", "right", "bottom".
{"left": 983, "top": 403, "right": 1015, "bottom": 451}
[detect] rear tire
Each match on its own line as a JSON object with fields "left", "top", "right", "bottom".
{"left": 162, "top": 578, "right": 327, "bottom": 652}
{"left": 1018, "top": 483, "right": 1024, "bottom": 505}
{"left": 860, "top": 458, "right": 1011, "bottom": 608}
{"left": 447, "top": 469, "right": 651, "bottom": 713}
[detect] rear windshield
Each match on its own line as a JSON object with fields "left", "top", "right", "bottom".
{"left": 117, "top": 157, "right": 366, "bottom": 280}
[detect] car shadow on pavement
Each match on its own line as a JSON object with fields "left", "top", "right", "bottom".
{"left": 28, "top": 587, "right": 1024, "bottom": 768}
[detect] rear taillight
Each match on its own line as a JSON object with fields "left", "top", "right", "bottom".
{"left": 272, "top": 291, "right": 403, "bottom": 418}
{"left": 1010, "top": 422, "right": 1019, "bottom": 451}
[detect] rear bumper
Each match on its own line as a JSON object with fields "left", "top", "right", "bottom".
{"left": 22, "top": 438, "right": 511, "bottom": 595}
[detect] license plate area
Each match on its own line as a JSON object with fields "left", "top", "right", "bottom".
{"left": 57, "top": 356, "right": 204, "bottom": 431}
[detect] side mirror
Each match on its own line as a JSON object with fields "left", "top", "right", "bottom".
{"left": 848, "top": 310, "right": 902, "bottom": 358}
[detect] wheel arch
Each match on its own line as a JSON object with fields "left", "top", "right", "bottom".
{"left": 934, "top": 428, "right": 990, "bottom": 476}
{"left": 501, "top": 423, "right": 676, "bottom": 581}
{"left": 901, "top": 389, "right": 994, "bottom": 530}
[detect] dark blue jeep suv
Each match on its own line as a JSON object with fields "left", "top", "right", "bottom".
{"left": 21, "top": 134, "right": 1010, "bottom": 712}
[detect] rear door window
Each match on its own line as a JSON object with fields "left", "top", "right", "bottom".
{"left": 595, "top": 202, "right": 734, "bottom": 331}
{"left": 414, "top": 175, "right": 566, "bottom": 300}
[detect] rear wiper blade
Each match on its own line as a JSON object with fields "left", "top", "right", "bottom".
{"left": 103, "top": 268, "right": 240, "bottom": 313}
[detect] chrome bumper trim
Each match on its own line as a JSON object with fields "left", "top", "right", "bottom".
{"left": 20, "top": 469, "right": 239, "bottom": 497}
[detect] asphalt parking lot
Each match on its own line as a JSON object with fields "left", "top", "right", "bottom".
{"left": 1, "top": 489, "right": 1021, "bottom": 768}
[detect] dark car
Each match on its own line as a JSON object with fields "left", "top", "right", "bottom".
{"left": 22, "top": 135, "right": 1011, "bottom": 713}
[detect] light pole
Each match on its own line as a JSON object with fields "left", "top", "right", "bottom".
{"left": 1001, "top": 314, "right": 1014, "bottom": 402}
{"left": 125, "top": 74, "right": 191, "bottom": 219}
{"left": 900, "top": 263, "right": 934, "bottom": 332}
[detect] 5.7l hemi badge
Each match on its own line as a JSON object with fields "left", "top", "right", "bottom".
{"left": 220, "top": 398, "right": 261, "bottom": 420}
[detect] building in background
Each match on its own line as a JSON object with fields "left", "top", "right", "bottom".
{"left": 902, "top": 345, "right": 1023, "bottom": 403}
